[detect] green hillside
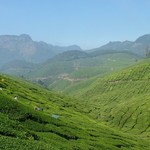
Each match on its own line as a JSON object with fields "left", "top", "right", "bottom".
{"left": 67, "top": 59, "right": 150, "bottom": 139}
{"left": 0, "top": 74, "right": 150, "bottom": 149}
{"left": 0, "top": 60, "right": 37, "bottom": 76}
{"left": 27, "top": 51, "right": 141, "bottom": 92}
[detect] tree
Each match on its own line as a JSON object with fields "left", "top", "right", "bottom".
{"left": 145, "top": 45, "right": 150, "bottom": 57}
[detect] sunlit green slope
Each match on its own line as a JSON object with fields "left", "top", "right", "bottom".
{"left": 0, "top": 74, "right": 149, "bottom": 149}
{"left": 34, "top": 51, "right": 141, "bottom": 91}
{"left": 71, "top": 59, "right": 150, "bottom": 139}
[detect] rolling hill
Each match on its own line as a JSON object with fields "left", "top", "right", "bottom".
{"left": 26, "top": 50, "right": 141, "bottom": 91}
{"left": 0, "top": 60, "right": 37, "bottom": 76}
{"left": 64, "top": 59, "right": 150, "bottom": 140}
{"left": 1, "top": 74, "right": 149, "bottom": 149}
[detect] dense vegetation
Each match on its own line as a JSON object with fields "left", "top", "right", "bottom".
{"left": 0, "top": 73, "right": 149, "bottom": 149}
{"left": 65, "top": 59, "right": 150, "bottom": 141}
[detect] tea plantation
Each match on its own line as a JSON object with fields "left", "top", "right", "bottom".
{"left": 0, "top": 73, "right": 150, "bottom": 149}
{"left": 67, "top": 59, "right": 150, "bottom": 141}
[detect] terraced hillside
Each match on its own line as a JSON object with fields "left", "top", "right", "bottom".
{"left": 69, "top": 59, "right": 150, "bottom": 139}
{"left": 0, "top": 74, "right": 150, "bottom": 149}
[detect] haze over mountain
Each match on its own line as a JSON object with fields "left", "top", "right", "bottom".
{"left": 0, "top": 34, "right": 81, "bottom": 66}
{"left": 90, "top": 34, "right": 150, "bottom": 57}
{"left": 1, "top": 34, "right": 150, "bottom": 68}
{"left": 1, "top": 33, "right": 150, "bottom": 78}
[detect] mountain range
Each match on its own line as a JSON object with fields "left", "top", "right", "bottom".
{"left": 1, "top": 34, "right": 150, "bottom": 85}
{"left": 2, "top": 34, "right": 150, "bottom": 89}
{"left": 88, "top": 34, "right": 150, "bottom": 56}
{"left": 1, "top": 34, "right": 150, "bottom": 68}
{"left": 0, "top": 34, "right": 81, "bottom": 66}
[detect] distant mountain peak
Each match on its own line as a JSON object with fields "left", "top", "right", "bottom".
{"left": 19, "top": 34, "right": 32, "bottom": 40}
{"left": 51, "top": 49, "right": 87, "bottom": 61}
{"left": 66, "top": 45, "right": 81, "bottom": 50}
{"left": 88, "top": 34, "right": 150, "bottom": 57}
{"left": 135, "top": 34, "right": 150, "bottom": 44}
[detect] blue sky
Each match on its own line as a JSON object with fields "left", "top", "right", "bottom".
{"left": 0, "top": 0, "right": 150, "bottom": 49}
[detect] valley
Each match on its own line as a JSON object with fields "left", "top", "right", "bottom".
{"left": 1, "top": 0, "right": 150, "bottom": 149}
{"left": 26, "top": 51, "right": 141, "bottom": 91}
{"left": 0, "top": 34, "right": 150, "bottom": 149}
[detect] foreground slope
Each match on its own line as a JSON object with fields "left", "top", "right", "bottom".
{"left": 71, "top": 59, "right": 150, "bottom": 139}
{"left": 0, "top": 74, "right": 149, "bottom": 149}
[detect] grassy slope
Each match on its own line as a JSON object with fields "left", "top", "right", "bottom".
{"left": 0, "top": 74, "right": 149, "bottom": 149}
{"left": 69, "top": 59, "right": 150, "bottom": 140}
{"left": 41, "top": 52, "right": 141, "bottom": 91}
